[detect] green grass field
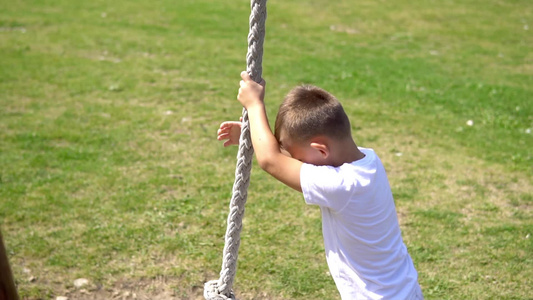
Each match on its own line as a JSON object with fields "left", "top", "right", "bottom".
{"left": 1, "top": 0, "right": 531, "bottom": 299}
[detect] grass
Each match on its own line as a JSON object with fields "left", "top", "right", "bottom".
{"left": 0, "top": 0, "right": 531, "bottom": 299}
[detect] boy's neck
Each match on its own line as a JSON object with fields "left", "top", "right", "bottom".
{"left": 329, "top": 138, "right": 365, "bottom": 167}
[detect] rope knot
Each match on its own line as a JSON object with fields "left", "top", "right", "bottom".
{"left": 204, "top": 280, "right": 236, "bottom": 300}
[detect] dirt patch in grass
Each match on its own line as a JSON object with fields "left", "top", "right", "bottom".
{"left": 53, "top": 277, "right": 283, "bottom": 300}
{"left": 57, "top": 277, "right": 201, "bottom": 300}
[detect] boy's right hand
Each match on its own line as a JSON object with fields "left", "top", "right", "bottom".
{"left": 238, "top": 71, "right": 266, "bottom": 109}
{"left": 217, "top": 121, "right": 242, "bottom": 147}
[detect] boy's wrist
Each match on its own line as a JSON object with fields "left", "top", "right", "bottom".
{"left": 244, "top": 98, "right": 264, "bottom": 111}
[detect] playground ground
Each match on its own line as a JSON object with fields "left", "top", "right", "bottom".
{"left": 0, "top": 0, "right": 531, "bottom": 299}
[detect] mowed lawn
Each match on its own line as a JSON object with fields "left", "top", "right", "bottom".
{"left": 0, "top": 0, "right": 531, "bottom": 299}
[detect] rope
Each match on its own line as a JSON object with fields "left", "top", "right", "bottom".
{"left": 204, "top": 1, "right": 267, "bottom": 299}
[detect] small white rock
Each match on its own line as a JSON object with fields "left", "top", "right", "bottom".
{"left": 466, "top": 120, "right": 474, "bottom": 126}
{"left": 395, "top": 152, "right": 403, "bottom": 157}
{"left": 164, "top": 110, "right": 173, "bottom": 115}
{"left": 525, "top": 128, "right": 531, "bottom": 134}
{"left": 108, "top": 84, "right": 120, "bottom": 91}
{"left": 56, "top": 297, "right": 69, "bottom": 300}
{"left": 74, "top": 278, "right": 89, "bottom": 288}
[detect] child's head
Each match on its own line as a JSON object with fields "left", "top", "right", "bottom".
{"left": 274, "top": 85, "right": 353, "bottom": 164}
{"left": 274, "top": 85, "right": 351, "bottom": 145}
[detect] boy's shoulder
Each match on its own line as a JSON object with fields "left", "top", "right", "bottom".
{"left": 301, "top": 148, "right": 381, "bottom": 187}
{"left": 300, "top": 148, "right": 385, "bottom": 210}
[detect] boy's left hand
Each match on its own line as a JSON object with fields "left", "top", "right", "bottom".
{"left": 238, "top": 71, "right": 266, "bottom": 109}
{"left": 217, "top": 121, "right": 242, "bottom": 147}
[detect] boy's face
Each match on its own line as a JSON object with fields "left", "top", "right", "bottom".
{"left": 279, "top": 131, "right": 327, "bottom": 166}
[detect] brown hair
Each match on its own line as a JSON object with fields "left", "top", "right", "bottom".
{"left": 274, "top": 85, "right": 351, "bottom": 144}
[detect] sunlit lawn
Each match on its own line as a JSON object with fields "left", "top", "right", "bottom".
{"left": 0, "top": 0, "right": 531, "bottom": 299}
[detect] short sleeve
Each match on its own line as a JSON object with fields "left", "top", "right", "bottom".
{"left": 300, "top": 163, "right": 353, "bottom": 212}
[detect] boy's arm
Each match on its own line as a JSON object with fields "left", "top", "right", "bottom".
{"left": 238, "top": 72, "right": 303, "bottom": 192}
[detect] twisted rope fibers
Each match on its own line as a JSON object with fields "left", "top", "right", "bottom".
{"left": 204, "top": 1, "right": 267, "bottom": 299}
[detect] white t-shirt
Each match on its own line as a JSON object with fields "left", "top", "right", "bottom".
{"left": 300, "top": 148, "right": 419, "bottom": 300}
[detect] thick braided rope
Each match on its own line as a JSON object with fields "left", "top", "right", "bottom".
{"left": 204, "top": 1, "right": 267, "bottom": 299}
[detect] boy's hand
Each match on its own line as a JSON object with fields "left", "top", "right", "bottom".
{"left": 217, "top": 120, "right": 242, "bottom": 147}
{"left": 238, "top": 71, "right": 266, "bottom": 109}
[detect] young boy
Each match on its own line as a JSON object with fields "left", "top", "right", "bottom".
{"left": 217, "top": 71, "right": 423, "bottom": 299}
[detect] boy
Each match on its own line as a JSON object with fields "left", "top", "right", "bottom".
{"left": 217, "top": 71, "right": 423, "bottom": 299}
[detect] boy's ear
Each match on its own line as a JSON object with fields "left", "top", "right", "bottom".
{"left": 310, "top": 141, "right": 329, "bottom": 158}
